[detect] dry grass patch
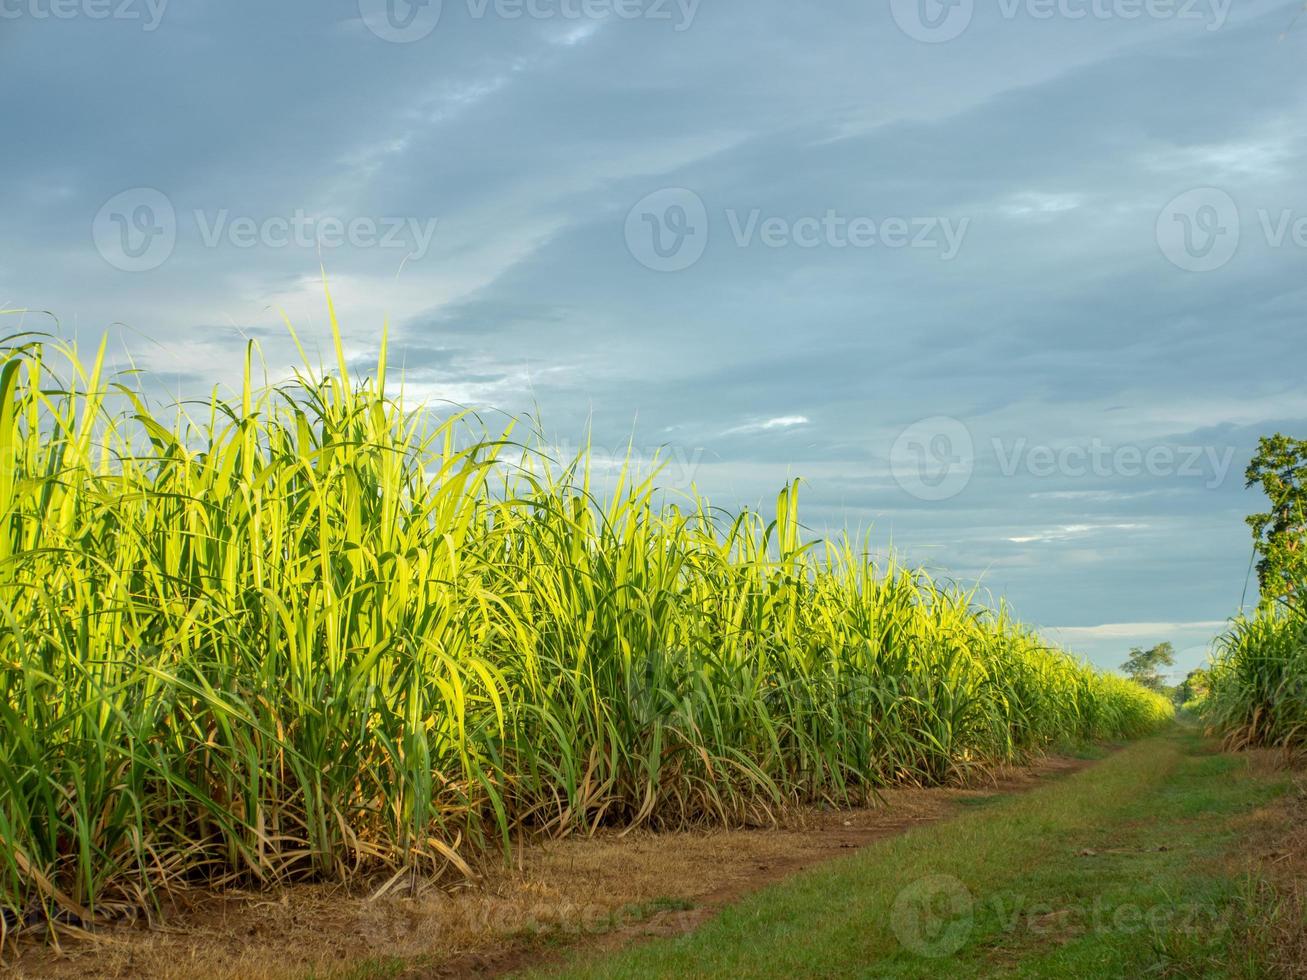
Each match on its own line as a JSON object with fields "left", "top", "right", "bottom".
{"left": 1230, "top": 756, "right": 1307, "bottom": 978}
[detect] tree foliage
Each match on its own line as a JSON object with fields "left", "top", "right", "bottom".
{"left": 1245, "top": 433, "right": 1307, "bottom": 606}
{"left": 1121, "top": 641, "right": 1176, "bottom": 693}
{"left": 1176, "top": 668, "right": 1210, "bottom": 706}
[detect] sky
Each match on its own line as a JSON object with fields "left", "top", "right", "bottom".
{"left": 2, "top": 0, "right": 1305, "bottom": 678}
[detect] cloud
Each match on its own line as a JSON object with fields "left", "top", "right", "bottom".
{"left": 998, "top": 192, "right": 1085, "bottom": 219}
{"left": 1050, "top": 621, "right": 1228, "bottom": 640}
{"left": 724, "top": 415, "right": 811, "bottom": 436}
{"left": 1007, "top": 523, "right": 1150, "bottom": 544}
{"left": 2, "top": 0, "right": 1303, "bottom": 649}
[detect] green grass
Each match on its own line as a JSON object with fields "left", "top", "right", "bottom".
{"left": 536, "top": 729, "right": 1293, "bottom": 979}
{"left": 0, "top": 309, "right": 1173, "bottom": 928}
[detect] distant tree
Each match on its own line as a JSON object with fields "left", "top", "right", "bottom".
{"left": 1245, "top": 434, "right": 1307, "bottom": 607}
{"left": 1176, "top": 667, "right": 1210, "bottom": 706}
{"left": 1121, "top": 642, "right": 1176, "bottom": 693}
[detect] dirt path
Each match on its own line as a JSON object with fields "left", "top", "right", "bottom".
{"left": 447, "top": 755, "right": 1102, "bottom": 980}
{"left": 6, "top": 754, "right": 1106, "bottom": 980}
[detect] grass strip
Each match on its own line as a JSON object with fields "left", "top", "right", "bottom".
{"left": 537, "top": 729, "right": 1292, "bottom": 979}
